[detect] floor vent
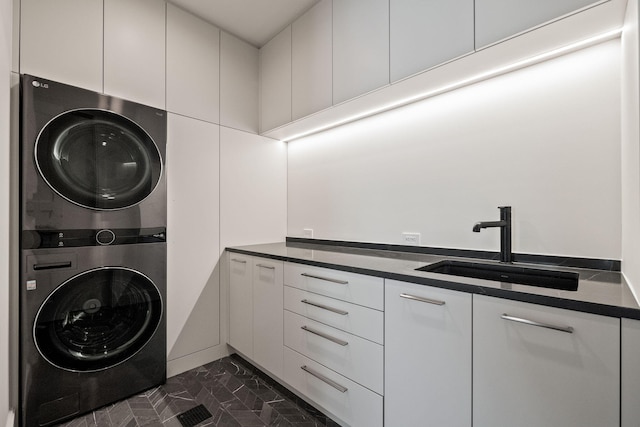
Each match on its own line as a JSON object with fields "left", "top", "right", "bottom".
{"left": 176, "top": 404, "right": 213, "bottom": 427}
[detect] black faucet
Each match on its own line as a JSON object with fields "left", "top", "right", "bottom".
{"left": 473, "top": 206, "right": 512, "bottom": 263}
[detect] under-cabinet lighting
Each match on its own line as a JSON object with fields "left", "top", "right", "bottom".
{"left": 283, "top": 28, "right": 622, "bottom": 143}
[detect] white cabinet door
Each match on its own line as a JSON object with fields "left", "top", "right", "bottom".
{"left": 20, "top": 0, "right": 103, "bottom": 92}
{"left": 104, "top": 0, "right": 165, "bottom": 108}
{"left": 622, "top": 318, "right": 640, "bottom": 427}
{"left": 292, "top": 0, "right": 333, "bottom": 120}
{"left": 166, "top": 114, "right": 220, "bottom": 361}
{"left": 253, "top": 258, "right": 284, "bottom": 377}
{"left": 473, "top": 295, "right": 620, "bottom": 427}
{"left": 167, "top": 4, "right": 220, "bottom": 124}
{"left": 228, "top": 254, "right": 253, "bottom": 358}
{"left": 220, "top": 32, "right": 259, "bottom": 133}
{"left": 332, "top": 0, "right": 389, "bottom": 104}
{"left": 475, "top": 0, "right": 602, "bottom": 48}
{"left": 384, "top": 280, "right": 471, "bottom": 427}
{"left": 390, "top": 0, "right": 474, "bottom": 82}
{"left": 260, "top": 26, "right": 292, "bottom": 132}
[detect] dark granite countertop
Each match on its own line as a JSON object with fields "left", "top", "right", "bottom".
{"left": 227, "top": 241, "right": 640, "bottom": 320}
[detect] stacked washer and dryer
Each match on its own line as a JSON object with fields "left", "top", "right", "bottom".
{"left": 19, "top": 75, "right": 167, "bottom": 427}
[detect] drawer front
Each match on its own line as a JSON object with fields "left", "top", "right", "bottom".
{"left": 284, "top": 262, "right": 384, "bottom": 310}
{"left": 285, "top": 285, "right": 383, "bottom": 344}
{"left": 283, "top": 347, "right": 383, "bottom": 427}
{"left": 284, "top": 310, "right": 383, "bottom": 394}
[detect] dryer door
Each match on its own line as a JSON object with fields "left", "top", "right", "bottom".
{"left": 35, "top": 109, "right": 163, "bottom": 210}
{"left": 33, "top": 267, "right": 163, "bottom": 372}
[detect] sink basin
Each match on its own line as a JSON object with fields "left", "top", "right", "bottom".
{"left": 416, "top": 260, "right": 579, "bottom": 291}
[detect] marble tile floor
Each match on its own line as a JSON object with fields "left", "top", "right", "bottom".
{"left": 58, "top": 354, "right": 340, "bottom": 427}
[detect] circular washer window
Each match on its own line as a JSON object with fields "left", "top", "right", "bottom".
{"left": 35, "top": 109, "right": 163, "bottom": 210}
{"left": 34, "top": 267, "right": 163, "bottom": 372}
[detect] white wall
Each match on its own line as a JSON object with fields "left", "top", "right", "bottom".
{"left": 622, "top": 0, "right": 640, "bottom": 297}
{"left": 0, "top": 0, "right": 11, "bottom": 422}
{"left": 288, "top": 40, "right": 622, "bottom": 260}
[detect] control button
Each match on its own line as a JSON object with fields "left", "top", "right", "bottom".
{"left": 96, "top": 229, "right": 116, "bottom": 245}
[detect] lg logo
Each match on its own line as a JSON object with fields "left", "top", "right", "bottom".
{"left": 32, "top": 81, "right": 49, "bottom": 88}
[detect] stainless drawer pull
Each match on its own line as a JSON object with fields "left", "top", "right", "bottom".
{"left": 301, "top": 273, "right": 348, "bottom": 284}
{"left": 231, "top": 258, "right": 247, "bottom": 264}
{"left": 301, "top": 326, "right": 349, "bottom": 346}
{"left": 301, "top": 299, "right": 349, "bottom": 315}
{"left": 400, "top": 293, "right": 445, "bottom": 306}
{"left": 501, "top": 313, "right": 574, "bottom": 334}
{"left": 256, "top": 264, "right": 275, "bottom": 270}
{"left": 301, "top": 365, "right": 348, "bottom": 393}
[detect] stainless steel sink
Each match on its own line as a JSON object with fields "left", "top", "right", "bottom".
{"left": 416, "top": 260, "right": 579, "bottom": 291}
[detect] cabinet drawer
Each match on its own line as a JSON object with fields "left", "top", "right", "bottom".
{"left": 284, "top": 310, "right": 383, "bottom": 394}
{"left": 285, "top": 286, "right": 383, "bottom": 344}
{"left": 283, "top": 347, "right": 383, "bottom": 427}
{"left": 284, "top": 262, "right": 383, "bottom": 310}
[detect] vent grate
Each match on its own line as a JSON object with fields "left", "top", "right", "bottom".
{"left": 176, "top": 404, "right": 213, "bottom": 427}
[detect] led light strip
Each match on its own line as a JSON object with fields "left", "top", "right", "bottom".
{"left": 283, "top": 28, "right": 622, "bottom": 143}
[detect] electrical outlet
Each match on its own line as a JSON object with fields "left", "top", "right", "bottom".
{"left": 303, "top": 228, "right": 314, "bottom": 238}
{"left": 402, "top": 232, "right": 420, "bottom": 246}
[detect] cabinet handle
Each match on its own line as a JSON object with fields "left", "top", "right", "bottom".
{"left": 301, "top": 326, "right": 349, "bottom": 346}
{"left": 231, "top": 258, "right": 247, "bottom": 264}
{"left": 301, "top": 299, "right": 349, "bottom": 315}
{"left": 501, "top": 313, "right": 574, "bottom": 334}
{"left": 256, "top": 264, "right": 275, "bottom": 270}
{"left": 301, "top": 365, "right": 348, "bottom": 393}
{"left": 400, "top": 293, "right": 445, "bottom": 306}
{"left": 301, "top": 272, "right": 348, "bottom": 284}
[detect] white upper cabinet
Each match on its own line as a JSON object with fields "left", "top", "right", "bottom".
{"left": 260, "top": 26, "right": 292, "bottom": 132}
{"left": 332, "top": 0, "right": 389, "bottom": 104}
{"left": 221, "top": 32, "right": 259, "bottom": 133}
{"left": 390, "top": 0, "right": 474, "bottom": 82}
{"left": 104, "top": 0, "right": 166, "bottom": 109}
{"left": 475, "top": 0, "right": 603, "bottom": 49}
{"left": 20, "top": 0, "right": 103, "bottom": 92}
{"left": 167, "top": 4, "right": 220, "bottom": 124}
{"left": 292, "top": 0, "right": 333, "bottom": 120}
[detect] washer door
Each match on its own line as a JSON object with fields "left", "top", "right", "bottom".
{"left": 35, "top": 109, "right": 163, "bottom": 210}
{"left": 34, "top": 267, "right": 163, "bottom": 372}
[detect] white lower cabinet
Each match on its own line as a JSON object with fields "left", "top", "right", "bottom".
{"left": 230, "top": 255, "right": 625, "bottom": 427}
{"left": 283, "top": 262, "right": 384, "bottom": 427}
{"left": 283, "top": 347, "right": 383, "bottom": 427}
{"left": 228, "top": 254, "right": 253, "bottom": 359}
{"left": 252, "top": 258, "right": 284, "bottom": 378}
{"left": 228, "top": 255, "right": 283, "bottom": 378}
{"left": 473, "top": 294, "right": 620, "bottom": 427}
{"left": 384, "top": 280, "right": 472, "bottom": 427}
{"left": 622, "top": 318, "right": 640, "bottom": 427}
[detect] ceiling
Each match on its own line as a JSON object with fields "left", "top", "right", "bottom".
{"left": 168, "top": 0, "right": 320, "bottom": 48}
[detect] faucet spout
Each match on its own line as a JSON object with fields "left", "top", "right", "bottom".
{"left": 473, "top": 206, "right": 512, "bottom": 263}
{"left": 473, "top": 220, "right": 506, "bottom": 232}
